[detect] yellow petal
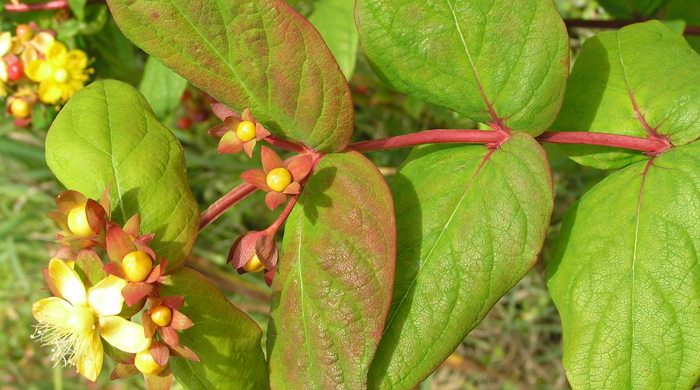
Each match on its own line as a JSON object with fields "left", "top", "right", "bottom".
{"left": 21, "top": 45, "right": 38, "bottom": 64}
{"left": 0, "top": 32, "right": 11, "bottom": 56}
{"left": 0, "top": 61, "right": 7, "bottom": 83}
{"left": 48, "top": 258, "right": 87, "bottom": 306}
{"left": 38, "top": 81, "right": 63, "bottom": 104}
{"left": 47, "top": 42, "right": 68, "bottom": 67}
{"left": 75, "top": 330, "right": 103, "bottom": 382}
{"left": 87, "top": 275, "right": 126, "bottom": 317}
{"left": 25, "top": 60, "right": 52, "bottom": 82}
{"left": 31, "top": 32, "right": 55, "bottom": 53}
{"left": 67, "top": 50, "right": 88, "bottom": 71}
{"left": 32, "top": 297, "right": 73, "bottom": 326}
{"left": 98, "top": 316, "right": 150, "bottom": 353}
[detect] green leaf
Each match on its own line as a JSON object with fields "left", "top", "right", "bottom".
{"left": 308, "top": 0, "right": 358, "bottom": 80}
{"left": 45, "top": 80, "right": 199, "bottom": 269}
{"left": 267, "top": 151, "right": 396, "bottom": 389}
{"left": 368, "top": 134, "right": 553, "bottom": 389}
{"left": 139, "top": 56, "right": 188, "bottom": 121}
{"left": 356, "top": 0, "right": 569, "bottom": 136}
{"left": 160, "top": 268, "right": 269, "bottom": 390}
{"left": 665, "top": 0, "right": 700, "bottom": 52}
{"left": 68, "top": 0, "right": 88, "bottom": 20}
{"left": 106, "top": 0, "right": 354, "bottom": 152}
{"left": 547, "top": 142, "right": 700, "bottom": 389}
{"left": 598, "top": 0, "right": 669, "bottom": 18}
{"left": 551, "top": 21, "right": 700, "bottom": 170}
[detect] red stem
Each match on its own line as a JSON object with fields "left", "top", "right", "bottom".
{"left": 265, "top": 135, "right": 307, "bottom": 153}
{"left": 199, "top": 182, "right": 257, "bottom": 231}
{"left": 5, "top": 0, "right": 69, "bottom": 11}
{"left": 266, "top": 195, "right": 299, "bottom": 233}
{"left": 565, "top": 19, "right": 700, "bottom": 36}
{"left": 536, "top": 131, "right": 670, "bottom": 153}
{"left": 348, "top": 129, "right": 506, "bottom": 152}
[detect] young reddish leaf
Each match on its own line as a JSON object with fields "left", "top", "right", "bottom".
{"left": 106, "top": 225, "right": 136, "bottom": 263}
{"left": 123, "top": 214, "right": 140, "bottom": 237}
{"left": 369, "top": 135, "right": 553, "bottom": 389}
{"left": 357, "top": 0, "right": 569, "bottom": 136}
{"left": 149, "top": 341, "right": 170, "bottom": 367}
{"left": 45, "top": 80, "right": 199, "bottom": 270}
{"left": 240, "top": 169, "right": 269, "bottom": 192}
{"left": 106, "top": 0, "right": 354, "bottom": 152}
{"left": 551, "top": 21, "right": 700, "bottom": 169}
{"left": 159, "top": 268, "right": 268, "bottom": 389}
{"left": 261, "top": 146, "right": 283, "bottom": 174}
{"left": 264, "top": 192, "right": 287, "bottom": 210}
{"left": 547, "top": 141, "right": 700, "bottom": 389}
{"left": 144, "top": 368, "right": 173, "bottom": 390}
{"left": 268, "top": 151, "right": 396, "bottom": 389}
{"left": 286, "top": 155, "right": 313, "bottom": 182}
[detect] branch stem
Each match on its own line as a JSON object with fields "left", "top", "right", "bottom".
{"left": 348, "top": 129, "right": 506, "bottom": 152}
{"left": 265, "top": 135, "right": 307, "bottom": 153}
{"left": 267, "top": 195, "right": 299, "bottom": 233}
{"left": 536, "top": 131, "right": 670, "bottom": 153}
{"left": 199, "top": 182, "right": 257, "bottom": 231}
{"left": 5, "top": 0, "right": 69, "bottom": 11}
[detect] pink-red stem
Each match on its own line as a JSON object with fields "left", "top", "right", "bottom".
{"left": 5, "top": 0, "right": 69, "bottom": 11}
{"left": 348, "top": 129, "right": 506, "bottom": 152}
{"left": 267, "top": 195, "right": 299, "bottom": 233}
{"left": 536, "top": 131, "right": 670, "bottom": 153}
{"left": 199, "top": 182, "right": 257, "bottom": 231}
{"left": 266, "top": 135, "right": 307, "bottom": 153}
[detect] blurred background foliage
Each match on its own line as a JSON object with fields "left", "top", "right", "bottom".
{"left": 0, "top": 0, "right": 697, "bottom": 388}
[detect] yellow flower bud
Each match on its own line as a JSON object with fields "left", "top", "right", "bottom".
{"left": 243, "top": 254, "right": 265, "bottom": 273}
{"left": 266, "top": 168, "right": 292, "bottom": 193}
{"left": 121, "top": 251, "right": 153, "bottom": 283}
{"left": 150, "top": 305, "right": 172, "bottom": 327}
{"left": 236, "top": 121, "right": 256, "bottom": 142}
{"left": 9, "top": 99, "right": 30, "bottom": 119}
{"left": 66, "top": 203, "right": 94, "bottom": 237}
{"left": 134, "top": 349, "right": 166, "bottom": 376}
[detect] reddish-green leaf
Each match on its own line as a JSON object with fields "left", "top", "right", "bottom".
{"left": 106, "top": 0, "right": 353, "bottom": 152}
{"left": 267, "top": 152, "right": 396, "bottom": 389}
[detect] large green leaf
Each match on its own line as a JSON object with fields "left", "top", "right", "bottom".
{"left": 356, "top": 0, "right": 569, "bottom": 136}
{"left": 267, "top": 151, "right": 396, "bottom": 389}
{"left": 160, "top": 268, "right": 269, "bottom": 390}
{"left": 598, "top": 0, "right": 669, "bottom": 18}
{"left": 45, "top": 80, "right": 199, "bottom": 269}
{"left": 551, "top": 21, "right": 700, "bottom": 170}
{"left": 665, "top": 0, "right": 700, "bottom": 52}
{"left": 139, "top": 56, "right": 188, "bottom": 121}
{"left": 369, "top": 134, "right": 553, "bottom": 389}
{"left": 547, "top": 142, "right": 700, "bottom": 389}
{"left": 106, "top": 0, "right": 353, "bottom": 152}
{"left": 308, "top": 0, "right": 358, "bottom": 80}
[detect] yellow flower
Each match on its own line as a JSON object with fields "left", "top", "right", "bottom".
{"left": 25, "top": 41, "right": 90, "bottom": 105}
{"left": 32, "top": 259, "right": 151, "bottom": 381}
{"left": 0, "top": 31, "right": 12, "bottom": 97}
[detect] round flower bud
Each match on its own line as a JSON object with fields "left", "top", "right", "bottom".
{"left": 66, "top": 203, "right": 94, "bottom": 237}
{"left": 9, "top": 98, "right": 30, "bottom": 119}
{"left": 236, "top": 121, "right": 256, "bottom": 142}
{"left": 134, "top": 349, "right": 166, "bottom": 376}
{"left": 150, "top": 305, "right": 173, "bottom": 327}
{"left": 121, "top": 251, "right": 153, "bottom": 282}
{"left": 15, "top": 24, "right": 32, "bottom": 40}
{"left": 7, "top": 61, "right": 24, "bottom": 81}
{"left": 266, "top": 168, "right": 292, "bottom": 193}
{"left": 243, "top": 254, "right": 265, "bottom": 273}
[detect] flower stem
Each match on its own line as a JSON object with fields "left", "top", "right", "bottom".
{"left": 266, "top": 135, "right": 307, "bottom": 153}
{"left": 199, "top": 182, "right": 257, "bottom": 231}
{"left": 348, "top": 129, "right": 506, "bottom": 152}
{"left": 267, "top": 195, "right": 299, "bottom": 233}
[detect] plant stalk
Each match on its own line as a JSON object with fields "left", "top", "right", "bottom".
{"left": 199, "top": 182, "right": 257, "bottom": 231}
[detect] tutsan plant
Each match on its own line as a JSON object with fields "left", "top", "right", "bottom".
{"left": 26, "top": 0, "right": 700, "bottom": 389}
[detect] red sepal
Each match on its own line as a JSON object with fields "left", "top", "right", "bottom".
{"left": 265, "top": 191, "right": 288, "bottom": 210}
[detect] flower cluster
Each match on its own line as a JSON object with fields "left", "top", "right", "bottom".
{"left": 1, "top": 23, "right": 91, "bottom": 126}
{"left": 32, "top": 189, "right": 198, "bottom": 388}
